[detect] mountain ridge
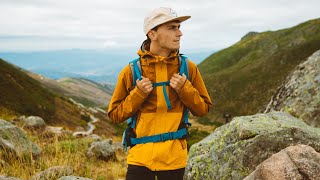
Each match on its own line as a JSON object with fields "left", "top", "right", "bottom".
{"left": 199, "top": 18, "right": 320, "bottom": 122}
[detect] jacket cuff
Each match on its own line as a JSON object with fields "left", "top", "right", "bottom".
{"left": 132, "top": 86, "right": 149, "bottom": 100}
{"left": 177, "top": 79, "right": 192, "bottom": 97}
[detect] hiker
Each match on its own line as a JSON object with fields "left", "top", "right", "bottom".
{"left": 223, "top": 112, "right": 232, "bottom": 123}
{"left": 108, "top": 7, "right": 213, "bottom": 180}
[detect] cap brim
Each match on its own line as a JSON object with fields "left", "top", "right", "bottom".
{"left": 161, "top": 16, "right": 191, "bottom": 25}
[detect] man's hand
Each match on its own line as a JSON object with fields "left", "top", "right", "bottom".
{"left": 136, "top": 76, "right": 153, "bottom": 94}
{"left": 170, "top": 73, "right": 187, "bottom": 92}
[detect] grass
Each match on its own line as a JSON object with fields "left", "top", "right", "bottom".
{"left": 197, "top": 116, "right": 224, "bottom": 127}
{"left": 0, "top": 132, "right": 127, "bottom": 180}
{"left": 0, "top": 106, "right": 18, "bottom": 121}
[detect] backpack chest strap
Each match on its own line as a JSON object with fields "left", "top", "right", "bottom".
{"left": 153, "top": 80, "right": 171, "bottom": 110}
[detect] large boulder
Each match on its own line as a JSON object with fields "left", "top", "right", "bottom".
{"left": 244, "top": 144, "right": 320, "bottom": 180}
{"left": 86, "top": 139, "right": 116, "bottom": 161}
{"left": 0, "top": 119, "right": 41, "bottom": 159}
{"left": 264, "top": 50, "right": 320, "bottom": 127}
{"left": 185, "top": 112, "right": 320, "bottom": 180}
{"left": 18, "top": 116, "right": 46, "bottom": 129}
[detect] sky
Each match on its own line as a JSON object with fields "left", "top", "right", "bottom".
{"left": 0, "top": 0, "right": 320, "bottom": 53}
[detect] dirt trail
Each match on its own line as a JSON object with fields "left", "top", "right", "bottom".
{"left": 72, "top": 114, "right": 99, "bottom": 137}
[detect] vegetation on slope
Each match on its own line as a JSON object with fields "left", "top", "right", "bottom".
{"left": 199, "top": 18, "right": 320, "bottom": 122}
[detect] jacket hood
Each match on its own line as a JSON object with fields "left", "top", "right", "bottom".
{"left": 137, "top": 40, "right": 179, "bottom": 63}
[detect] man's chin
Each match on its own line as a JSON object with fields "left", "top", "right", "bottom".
{"left": 171, "top": 46, "right": 180, "bottom": 51}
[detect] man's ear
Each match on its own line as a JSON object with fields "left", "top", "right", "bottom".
{"left": 148, "top": 31, "right": 157, "bottom": 40}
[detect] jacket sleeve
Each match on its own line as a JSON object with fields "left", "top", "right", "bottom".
{"left": 107, "top": 65, "right": 148, "bottom": 124}
{"left": 177, "top": 60, "right": 213, "bottom": 117}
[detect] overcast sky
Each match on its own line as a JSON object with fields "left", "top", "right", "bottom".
{"left": 0, "top": 0, "right": 319, "bottom": 52}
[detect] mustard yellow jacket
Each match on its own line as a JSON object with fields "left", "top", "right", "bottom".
{"left": 108, "top": 44, "right": 213, "bottom": 171}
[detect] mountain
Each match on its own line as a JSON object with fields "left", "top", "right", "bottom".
{"left": 25, "top": 70, "right": 113, "bottom": 107}
{"left": 0, "top": 58, "right": 114, "bottom": 132}
{"left": 198, "top": 18, "right": 320, "bottom": 123}
{"left": 56, "top": 77, "right": 113, "bottom": 107}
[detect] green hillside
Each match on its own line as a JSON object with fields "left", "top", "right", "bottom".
{"left": 0, "top": 59, "right": 89, "bottom": 128}
{"left": 199, "top": 18, "right": 320, "bottom": 122}
{"left": 0, "top": 58, "right": 119, "bottom": 137}
{"left": 0, "top": 59, "right": 56, "bottom": 121}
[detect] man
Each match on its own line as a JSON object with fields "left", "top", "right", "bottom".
{"left": 108, "top": 7, "right": 212, "bottom": 180}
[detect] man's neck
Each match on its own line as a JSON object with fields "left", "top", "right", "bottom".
{"left": 149, "top": 43, "right": 172, "bottom": 57}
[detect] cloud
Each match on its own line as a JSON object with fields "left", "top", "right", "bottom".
{"left": 103, "top": 40, "right": 118, "bottom": 48}
{"left": 0, "top": 0, "right": 319, "bottom": 52}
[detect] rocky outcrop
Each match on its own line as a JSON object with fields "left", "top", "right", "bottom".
{"left": 244, "top": 144, "right": 320, "bottom": 180}
{"left": 185, "top": 112, "right": 320, "bottom": 180}
{"left": 0, "top": 119, "right": 41, "bottom": 159}
{"left": 86, "top": 139, "right": 116, "bottom": 161}
{"left": 264, "top": 50, "right": 320, "bottom": 127}
{"left": 30, "top": 166, "right": 73, "bottom": 180}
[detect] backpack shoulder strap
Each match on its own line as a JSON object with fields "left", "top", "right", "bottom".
{"left": 129, "top": 58, "right": 142, "bottom": 86}
{"left": 179, "top": 54, "right": 189, "bottom": 79}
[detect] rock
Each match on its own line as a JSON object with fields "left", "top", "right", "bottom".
{"left": 58, "top": 176, "right": 92, "bottom": 180}
{"left": 86, "top": 139, "right": 116, "bottom": 161}
{"left": 0, "top": 176, "right": 23, "bottom": 180}
{"left": 19, "top": 116, "right": 46, "bottom": 129}
{"left": 113, "top": 142, "right": 124, "bottom": 152}
{"left": 185, "top": 112, "right": 320, "bottom": 180}
{"left": 30, "top": 166, "right": 73, "bottom": 180}
{"left": 42, "top": 126, "right": 71, "bottom": 139}
{"left": 244, "top": 144, "right": 320, "bottom": 180}
{"left": 0, "top": 119, "right": 41, "bottom": 159}
{"left": 85, "top": 134, "right": 102, "bottom": 141}
{"left": 264, "top": 50, "right": 320, "bottom": 127}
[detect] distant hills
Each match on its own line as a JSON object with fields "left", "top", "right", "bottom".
{"left": 0, "top": 58, "right": 115, "bottom": 134}
{"left": 0, "top": 49, "right": 213, "bottom": 84}
{"left": 26, "top": 70, "right": 113, "bottom": 107}
{"left": 199, "top": 18, "right": 320, "bottom": 122}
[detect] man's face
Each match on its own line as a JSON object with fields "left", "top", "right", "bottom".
{"left": 151, "top": 21, "right": 183, "bottom": 51}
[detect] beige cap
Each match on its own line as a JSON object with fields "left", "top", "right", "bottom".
{"left": 143, "top": 7, "right": 191, "bottom": 35}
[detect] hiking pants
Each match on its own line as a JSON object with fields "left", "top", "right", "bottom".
{"left": 126, "top": 164, "right": 185, "bottom": 180}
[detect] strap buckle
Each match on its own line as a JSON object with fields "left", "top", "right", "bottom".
{"left": 160, "top": 132, "right": 174, "bottom": 141}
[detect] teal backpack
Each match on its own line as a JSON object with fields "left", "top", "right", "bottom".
{"left": 122, "top": 55, "right": 192, "bottom": 150}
